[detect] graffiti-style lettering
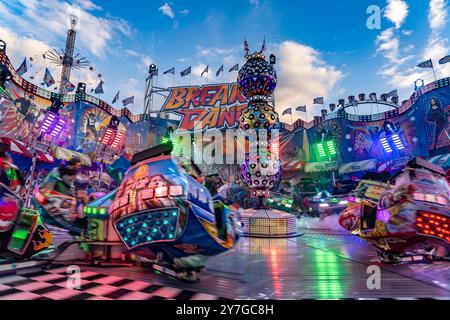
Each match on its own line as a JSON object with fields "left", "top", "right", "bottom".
{"left": 161, "top": 83, "right": 247, "bottom": 131}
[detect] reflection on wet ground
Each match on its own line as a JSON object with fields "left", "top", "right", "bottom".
{"left": 84, "top": 228, "right": 450, "bottom": 299}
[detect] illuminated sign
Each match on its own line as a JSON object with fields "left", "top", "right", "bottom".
{"left": 161, "top": 83, "right": 247, "bottom": 131}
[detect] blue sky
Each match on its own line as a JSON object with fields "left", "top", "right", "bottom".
{"left": 0, "top": 0, "right": 448, "bottom": 122}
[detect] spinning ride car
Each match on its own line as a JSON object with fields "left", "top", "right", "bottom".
{"left": 308, "top": 190, "right": 348, "bottom": 215}
{"left": 109, "top": 143, "right": 241, "bottom": 281}
{"left": 266, "top": 192, "right": 294, "bottom": 213}
{"left": 339, "top": 157, "right": 450, "bottom": 263}
{"left": 0, "top": 182, "right": 53, "bottom": 260}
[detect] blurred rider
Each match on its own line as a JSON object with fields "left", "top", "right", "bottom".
{"left": 0, "top": 149, "right": 24, "bottom": 231}
{"left": 0, "top": 151, "right": 25, "bottom": 196}
{"left": 40, "top": 158, "right": 81, "bottom": 197}
{"left": 40, "top": 157, "right": 87, "bottom": 235}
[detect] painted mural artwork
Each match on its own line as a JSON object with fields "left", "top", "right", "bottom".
{"left": 424, "top": 95, "right": 450, "bottom": 154}
{"left": 76, "top": 103, "right": 127, "bottom": 154}
{"left": 0, "top": 82, "right": 52, "bottom": 141}
{"left": 345, "top": 114, "right": 417, "bottom": 162}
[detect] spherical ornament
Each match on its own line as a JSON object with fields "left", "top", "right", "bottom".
{"left": 240, "top": 151, "right": 282, "bottom": 190}
{"left": 238, "top": 101, "right": 280, "bottom": 131}
{"left": 238, "top": 56, "right": 277, "bottom": 99}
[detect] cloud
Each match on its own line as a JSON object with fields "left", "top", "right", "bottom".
{"left": 375, "top": 27, "right": 424, "bottom": 90}
{"left": 120, "top": 78, "right": 144, "bottom": 112}
{"left": 158, "top": 41, "right": 342, "bottom": 122}
{"left": 428, "top": 0, "right": 447, "bottom": 30}
{"left": 73, "top": 0, "right": 101, "bottom": 11}
{"left": 0, "top": 0, "right": 134, "bottom": 59}
{"left": 158, "top": 2, "right": 180, "bottom": 29}
{"left": 376, "top": 27, "right": 413, "bottom": 65}
{"left": 140, "top": 55, "right": 154, "bottom": 69}
{"left": 159, "top": 3, "right": 175, "bottom": 19}
{"left": 384, "top": 0, "right": 409, "bottom": 29}
{"left": 375, "top": 0, "right": 449, "bottom": 98}
{"left": 424, "top": 0, "right": 449, "bottom": 78}
{"left": 249, "top": 0, "right": 260, "bottom": 7}
{"left": 179, "top": 9, "right": 190, "bottom": 16}
{"left": 274, "top": 41, "right": 343, "bottom": 121}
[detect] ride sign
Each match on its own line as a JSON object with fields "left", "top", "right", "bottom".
{"left": 161, "top": 83, "right": 247, "bottom": 131}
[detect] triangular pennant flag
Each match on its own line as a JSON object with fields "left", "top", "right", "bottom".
{"left": 94, "top": 80, "right": 104, "bottom": 94}
{"left": 180, "top": 66, "right": 191, "bottom": 77}
{"left": 16, "top": 58, "right": 27, "bottom": 76}
{"left": 112, "top": 91, "right": 120, "bottom": 104}
{"left": 43, "top": 68, "right": 55, "bottom": 87}
{"left": 439, "top": 55, "right": 450, "bottom": 65}
{"left": 313, "top": 97, "right": 324, "bottom": 104}
{"left": 216, "top": 65, "right": 224, "bottom": 77}
{"left": 417, "top": 59, "right": 433, "bottom": 69}
{"left": 295, "top": 105, "right": 306, "bottom": 112}
{"left": 163, "top": 67, "right": 175, "bottom": 75}
{"left": 201, "top": 65, "right": 209, "bottom": 77}
{"left": 229, "top": 64, "right": 239, "bottom": 72}
{"left": 65, "top": 81, "right": 76, "bottom": 92}
{"left": 282, "top": 108, "right": 292, "bottom": 115}
{"left": 122, "top": 96, "right": 134, "bottom": 107}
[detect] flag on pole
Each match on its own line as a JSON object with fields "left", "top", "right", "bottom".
{"left": 201, "top": 65, "right": 209, "bottom": 77}
{"left": 112, "top": 91, "right": 120, "bottom": 104}
{"left": 43, "top": 68, "right": 55, "bottom": 87}
{"left": 282, "top": 108, "right": 292, "bottom": 116}
{"left": 94, "top": 80, "right": 104, "bottom": 94}
{"left": 313, "top": 97, "right": 324, "bottom": 104}
{"left": 122, "top": 96, "right": 134, "bottom": 107}
{"left": 65, "top": 81, "right": 76, "bottom": 92}
{"left": 163, "top": 67, "right": 175, "bottom": 75}
{"left": 386, "top": 89, "right": 398, "bottom": 99}
{"left": 417, "top": 59, "right": 433, "bottom": 68}
{"left": 244, "top": 38, "right": 250, "bottom": 56}
{"left": 216, "top": 65, "right": 224, "bottom": 77}
{"left": 16, "top": 58, "right": 27, "bottom": 76}
{"left": 229, "top": 64, "right": 239, "bottom": 72}
{"left": 295, "top": 105, "right": 307, "bottom": 112}
{"left": 180, "top": 66, "right": 191, "bottom": 77}
{"left": 439, "top": 55, "right": 450, "bottom": 65}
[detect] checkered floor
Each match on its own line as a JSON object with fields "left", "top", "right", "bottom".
{"left": 0, "top": 267, "right": 224, "bottom": 300}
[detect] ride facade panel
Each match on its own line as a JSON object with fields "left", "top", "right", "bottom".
{"left": 279, "top": 78, "right": 450, "bottom": 177}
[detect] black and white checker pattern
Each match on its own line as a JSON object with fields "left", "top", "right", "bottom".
{"left": 0, "top": 267, "right": 224, "bottom": 300}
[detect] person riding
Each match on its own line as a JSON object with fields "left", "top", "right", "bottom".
{"left": 0, "top": 148, "right": 24, "bottom": 232}
{"left": 0, "top": 149, "right": 25, "bottom": 196}
{"left": 39, "top": 157, "right": 87, "bottom": 235}
{"left": 40, "top": 157, "right": 81, "bottom": 197}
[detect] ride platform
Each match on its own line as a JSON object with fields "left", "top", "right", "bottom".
{"left": 240, "top": 209, "right": 298, "bottom": 237}
{"left": 0, "top": 228, "right": 449, "bottom": 300}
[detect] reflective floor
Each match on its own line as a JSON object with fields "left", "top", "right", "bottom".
{"left": 1, "top": 228, "right": 449, "bottom": 299}
{"left": 78, "top": 228, "right": 450, "bottom": 299}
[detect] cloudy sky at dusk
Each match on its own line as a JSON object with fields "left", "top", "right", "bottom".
{"left": 0, "top": 0, "right": 448, "bottom": 122}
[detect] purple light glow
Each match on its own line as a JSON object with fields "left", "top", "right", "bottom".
{"left": 376, "top": 207, "right": 391, "bottom": 223}
{"left": 39, "top": 111, "right": 67, "bottom": 140}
